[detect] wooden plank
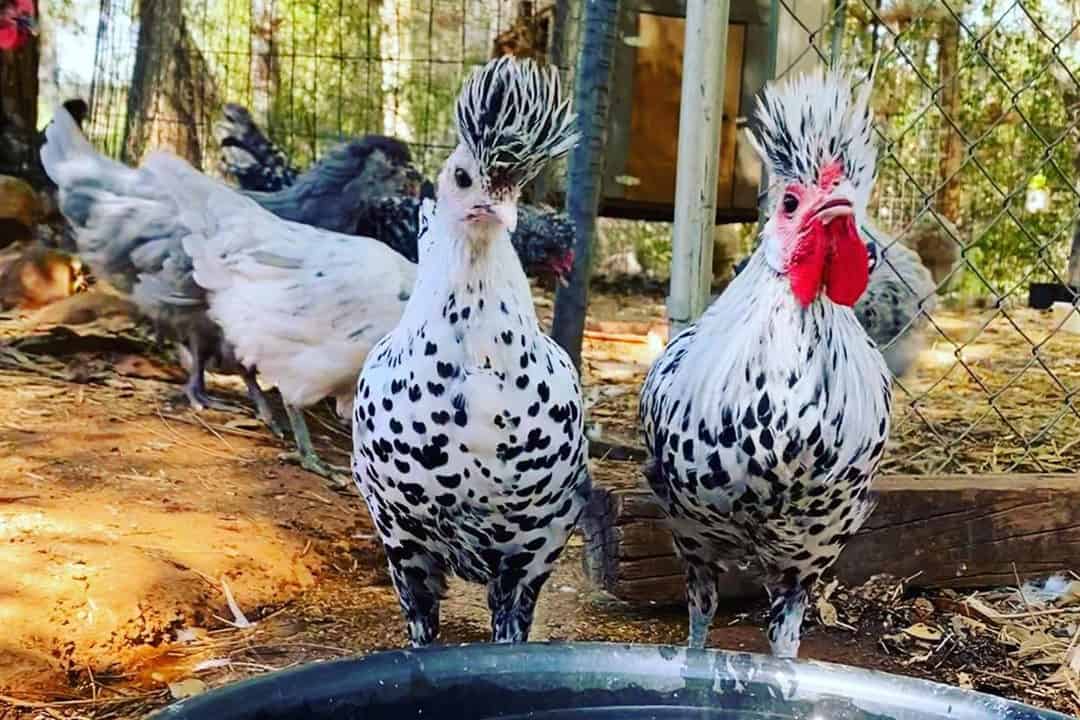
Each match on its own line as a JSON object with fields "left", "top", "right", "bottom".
{"left": 621, "top": 15, "right": 747, "bottom": 212}
{"left": 837, "top": 474, "right": 1080, "bottom": 588}
{"left": 578, "top": 486, "right": 620, "bottom": 588}
{"left": 613, "top": 575, "right": 687, "bottom": 604}
{"left": 618, "top": 554, "right": 683, "bottom": 581}
{"left": 613, "top": 568, "right": 764, "bottom": 602}
{"left": 622, "top": 14, "right": 688, "bottom": 206}
{"left": 581, "top": 473, "right": 1080, "bottom": 603}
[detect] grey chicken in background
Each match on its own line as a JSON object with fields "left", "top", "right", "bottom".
{"left": 734, "top": 225, "right": 937, "bottom": 378}
{"left": 174, "top": 162, "right": 418, "bottom": 482}
{"left": 855, "top": 225, "right": 938, "bottom": 377}
{"left": 44, "top": 107, "right": 415, "bottom": 480}
{"left": 39, "top": 106, "right": 280, "bottom": 429}
{"left": 215, "top": 103, "right": 577, "bottom": 279}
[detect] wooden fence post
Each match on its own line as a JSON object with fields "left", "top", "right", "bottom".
{"left": 667, "top": 0, "right": 730, "bottom": 334}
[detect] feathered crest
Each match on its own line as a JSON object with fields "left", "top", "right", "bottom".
{"left": 455, "top": 55, "right": 579, "bottom": 194}
{"left": 748, "top": 68, "right": 877, "bottom": 211}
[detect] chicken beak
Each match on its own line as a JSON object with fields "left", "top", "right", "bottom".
{"left": 813, "top": 196, "right": 854, "bottom": 225}
{"left": 466, "top": 198, "right": 517, "bottom": 233}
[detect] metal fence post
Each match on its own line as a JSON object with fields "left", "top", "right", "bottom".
{"left": 667, "top": 0, "right": 730, "bottom": 334}
{"left": 550, "top": 0, "right": 622, "bottom": 370}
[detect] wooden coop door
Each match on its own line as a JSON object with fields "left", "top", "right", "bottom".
{"left": 603, "top": 14, "right": 752, "bottom": 222}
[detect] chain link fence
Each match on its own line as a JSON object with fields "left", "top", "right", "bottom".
{"left": 87, "top": 0, "right": 580, "bottom": 182}
{"left": 769, "top": 0, "right": 1080, "bottom": 474}
{"left": 85, "top": 0, "right": 1080, "bottom": 475}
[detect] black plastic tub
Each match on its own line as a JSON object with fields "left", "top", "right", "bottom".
{"left": 155, "top": 642, "right": 1071, "bottom": 720}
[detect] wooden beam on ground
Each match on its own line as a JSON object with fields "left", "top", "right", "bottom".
{"left": 580, "top": 472, "right": 1080, "bottom": 604}
{"left": 667, "top": 0, "right": 730, "bottom": 334}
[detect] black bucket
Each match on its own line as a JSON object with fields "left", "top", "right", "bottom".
{"left": 155, "top": 642, "right": 1070, "bottom": 720}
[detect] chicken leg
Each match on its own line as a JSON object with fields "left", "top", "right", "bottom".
{"left": 766, "top": 578, "right": 809, "bottom": 659}
{"left": 241, "top": 368, "right": 285, "bottom": 438}
{"left": 283, "top": 403, "right": 349, "bottom": 487}
{"left": 180, "top": 332, "right": 232, "bottom": 412}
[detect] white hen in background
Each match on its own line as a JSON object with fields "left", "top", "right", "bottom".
{"left": 170, "top": 158, "right": 417, "bottom": 479}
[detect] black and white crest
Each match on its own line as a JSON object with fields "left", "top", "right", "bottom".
{"left": 748, "top": 68, "right": 877, "bottom": 210}
{"left": 455, "top": 55, "right": 579, "bottom": 194}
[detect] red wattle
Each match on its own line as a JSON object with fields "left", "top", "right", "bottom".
{"left": 0, "top": 26, "right": 18, "bottom": 51}
{"left": 823, "top": 216, "right": 869, "bottom": 306}
{"left": 787, "top": 222, "right": 828, "bottom": 307}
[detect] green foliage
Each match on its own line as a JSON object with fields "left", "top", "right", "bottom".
{"left": 180, "top": 0, "right": 508, "bottom": 175}
{"left": 596, "top": 219, "right": 671, "bottom": 277}
{"left": 837, "top": 0, "right": 1079, "bottom": 300}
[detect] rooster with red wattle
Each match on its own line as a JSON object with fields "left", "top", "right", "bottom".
{"left": 0, "top": 0, "right": 35, "bottom": 51}
{"left": 639, "top": 68, "right": 892, "bottom": 658}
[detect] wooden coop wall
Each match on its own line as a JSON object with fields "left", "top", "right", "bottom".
{"left": 599, "top": 0, "right": 774, "bottom": 222}
{"left": 618, "top": 18, "right": 747, "bottom": 210}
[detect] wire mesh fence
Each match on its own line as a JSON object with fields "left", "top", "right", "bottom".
{"left": 85, "top": 0, "right": 1080, "bottom": 475}
{"left": 87, "top": 0, "right": 580, "bottom": 181}
{"left": 770, "top": 0, "right": 1080, "bottom": 473}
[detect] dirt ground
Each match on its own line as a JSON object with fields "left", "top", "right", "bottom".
{"left": 0, "top": 285, "right": 1077, "bottom": 718}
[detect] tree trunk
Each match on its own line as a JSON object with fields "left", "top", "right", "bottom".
{"left": 529, "top": 0, "right": 572, "bottom": 204}
{"left": 38, "top": 6, "right": 60, "bottom": 117}
{"left": 251, "top": 0, "right": 279, "bottom": 127}
{"left": 1060, "top": 76, "right": 1080, "bottom": 287}
{"left": 0, "top": 8, "right": 40, "bottom": 181}
{"left": 122, "top": 0, "right": 219, "bottom": 168}
{"left": 379, "top": 0, "right": 412, "bottom": 141}
{"left": 1068, "top": 223, "right": 1080, "bottom": 288}
{"left": 935, "top": 15, "right": 962, "bottom": 223}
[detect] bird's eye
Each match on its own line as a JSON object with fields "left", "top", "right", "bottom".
{"left": 454, "top": 168, "right": 472, "bottom": 189}
{"left": 782, "top": 193, "right": 799, "bottom": 214}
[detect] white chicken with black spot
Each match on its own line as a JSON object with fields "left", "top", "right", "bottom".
{"left": 640, "top": 68, "right": 893, "bottom": 658}
{"left": 352, "top": 57, "right": 590, "bottom": 647}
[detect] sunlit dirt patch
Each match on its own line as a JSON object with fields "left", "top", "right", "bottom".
{"left": 0, "top": 374, "right": 341, "bottom": 699}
